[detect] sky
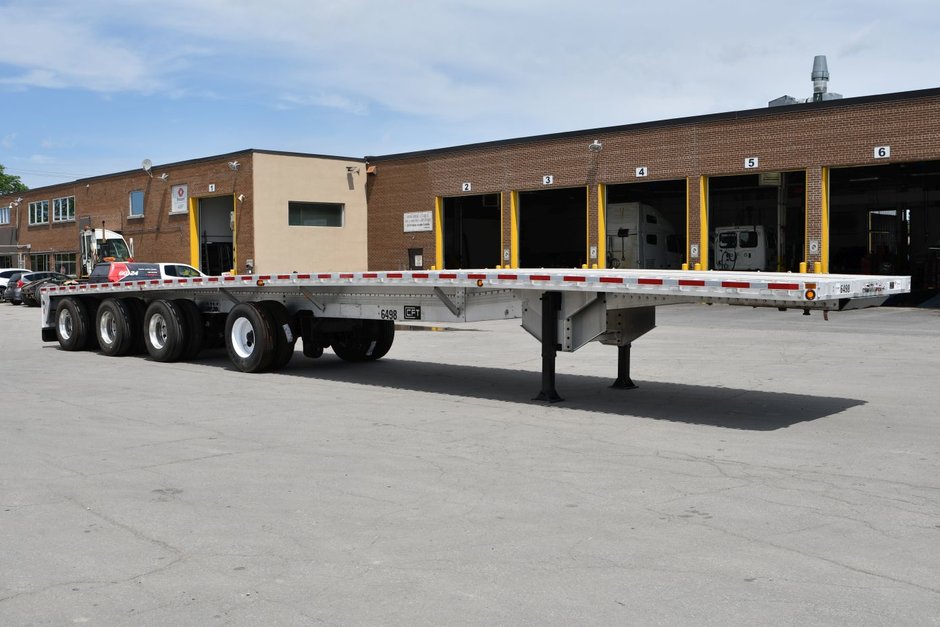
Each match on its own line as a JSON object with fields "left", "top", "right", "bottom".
{"left": 1, "top": 0, "right": 937, "bottom": 190}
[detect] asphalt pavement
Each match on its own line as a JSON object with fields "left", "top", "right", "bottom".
{"left": 1, "top": 301, "right": 939, "bottom": 625}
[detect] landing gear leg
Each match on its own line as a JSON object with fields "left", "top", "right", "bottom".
{"left": 534, "top": 291, "right": 563, "bottom": 403}
{"left": 610, "top": 343, "right": 638, "bottom": 390}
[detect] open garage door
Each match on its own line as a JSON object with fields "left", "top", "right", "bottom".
{"left": 518, "top": 187, "right": 587, "bottom": 268}
{"left": 606, "top": 180, "right": 686, "bottom": 269}
{"left": 195, "top": 195, "right": 235, "bottom": 275}
{"left": 830, "top": 161, "right": 940, "bottom": 297}
{"left": 708, "top": 172, "right": 805, "bottom": 272}
{"left": 442, "top": 194, "right": 501, "bottom": 269}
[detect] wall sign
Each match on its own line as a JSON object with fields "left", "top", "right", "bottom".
{"left": 208, "top": 183, "right": 216, "bottom": 193}
{"left": 874, "top": 146, "right": 891, "bottom": 159}
{"left": 744, "top": 157, "right": 759, "bottom": 169}
{"left": 462, "top": 182, "right": 472, "bottom": 192}
{"left": 403, "top": 210, "right": 433, "bottom": 232}
{"left": 635, "top": 167, "right": 648, "bottom": 178}
{"left": 542, "top": 175, "right": 554, "bottom": 185}
{"left": 171, "top": 184, "right": 188, "bottom": 214}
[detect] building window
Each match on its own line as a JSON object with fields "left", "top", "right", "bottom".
{"left": 54, "top": 253, "right": 76, "bottom": 276}
{"left": 0, "top": 205, "right": 9, "bottom": 225}
{"left": 30, "top": 253, "right": 50, "bottom": 271}
{"left": 29, "top": 200, "right": 49, "bottom": 225}
{"left": 129, "top": 190, "right": 144, "bottom": 218}
{"left": 53, "top": 196, "right": 75, "bottom": 222}
{"left": 288, "top": 202, "right": 344, "bottom": 227}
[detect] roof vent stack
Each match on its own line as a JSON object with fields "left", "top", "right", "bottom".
{"left": 811, "top": 55, "right": 830, "bottom": 102}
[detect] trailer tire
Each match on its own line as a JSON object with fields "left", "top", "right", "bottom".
{"left": 144, "top": 300, "right": 187, "bottom": 362}
{"left": 55, "top": 297, "right": 94, "bottom": 351}
{"left": 95, "top": 298, "right": 136, "bottom": 356}
{"left": 225, "top": 302, "right": 275, "bottom": 373}
{"left": 331, "top": 320, "right": 395, "bottom": 362}
{"left": 260, "top": 301, "right": 295, "bottom": 371}
{"left": 175, "top": 299, "right": 205, "bottom": 361}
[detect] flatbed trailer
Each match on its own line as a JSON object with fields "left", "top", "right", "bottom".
{"left": 40, "top": 268, "right": 910, "bottom": 401}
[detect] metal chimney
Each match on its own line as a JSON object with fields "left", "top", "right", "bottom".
{"left": 811, "top": 55, "right": 830, "bottom": 102}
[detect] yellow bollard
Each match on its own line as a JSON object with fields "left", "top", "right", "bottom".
{"left": 799, "top": 262, "right": 807, "bottom": 273}
{"left": 694, "top": 263, "right": 701, "bottom": 271}
{"left": 681, "top": 263, "right": 688, "bottom": 271}
{"left": 813, "top": 261, "right": 823, "bottom": 273}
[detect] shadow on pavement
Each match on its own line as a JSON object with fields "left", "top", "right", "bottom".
{"left": 212, "top": 353, "right": 865, "bottom": 431}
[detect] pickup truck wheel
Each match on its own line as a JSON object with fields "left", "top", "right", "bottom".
{"left": 175, "top": 299, "right": 205, "bottom": 361}
{"left": 260, "top": 301, "right": 295, "bottom": 371}
{"left": 144, "top": 300, "right": 187, "bottom": 362}
{"left": 331, "top": 320, "right": 395, "bottom": 362}
{"left": 225, "top": 302, "right": 275, "bottom": 373}
{"left": 55, "top": 297, "right": 93, "bottom": 351}
{"left": 96, "top": 298, "right": 136, "bottom": 356}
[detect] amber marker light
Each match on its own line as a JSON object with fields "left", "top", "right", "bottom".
{"left": 256, "top": 279, "right": 266, "bottom": 287}
{"left": 476, "top": 279, "right": 484, "bottom": 287}
{"left": 805, "top": 289, "right": 817, "bottom": 301}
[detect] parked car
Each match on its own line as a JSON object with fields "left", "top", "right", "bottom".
{"left": 20, "top": 272, "right": 76, "bottom": 307}
{"left": 0, "top": 268, "right": 29, "bottom": 301}
{"left": 5, "top": 271, "right": 71, "bottom": 305}
{"left": 87, "top": 261, "right": 206, "bottom": 283}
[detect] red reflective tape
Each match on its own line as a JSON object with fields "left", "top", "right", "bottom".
{"left": 638, "top": 278, "right": 663, "bottom": 285}
{"left": 257, "top": 275, "right": 271, "bottom": 280}
{"left": 439, "top": 273, "right": 458, "bottom": 279}
{"left": 599, "top": 277, "right": 624, "bottom": 284}
{"left": 276, "top": 274, "right": 291, "bottom": 280}
{"left": 362, "top": 273, "right": 378, "bottom": 278}
{"left": 678, "top": 279, "right": 706, "bottom": 287}
{"left": 163, "top": 279, "right": 174, "bottom": 284}
{"left": 562, "top": 275, "right": 587, "bottom": 282}
{"left": 497, "top": 274, "right": 518, "bottom": 280}
{"left": 339, "top": 273, "right": 354, "bottom": 279}
{"left": 386, "top": 272, "right": 403, "bottom": 279}
{"left": 530, "top": 274, "right": 551, "bottom": 281}
{"left": 768, "top": 282, "right": 800, "bottom": 290}
{"left": 207, "top": 277, "right": 219, "bottom": 283}
{"left": 296, "top": 274, "right": 311, "bottom": 279}
{"left": 413, "top": 273, "right": 430, "bottom": 279}
{"left": 78, "top": 284, "right": 87, "bottom": 289}
{"left": 317, "top": 273, "right": 332, "bottom": 279}
{"left": 722, "top": 281, "right": 750, "bottom": 288}
{"left": 467, "top": 273, "right": 486, "bottom": 280}
{"left": 151, "top": 280, "right": 161, "bottom": 285}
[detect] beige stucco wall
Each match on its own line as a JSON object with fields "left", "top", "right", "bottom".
{"left": 251, "top": 153, "right": 368, "bottom": 273}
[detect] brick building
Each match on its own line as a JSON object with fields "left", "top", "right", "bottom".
{"left": 0, "top": 150, "right": 368, "bottom": 276}
{"left": 365, "top": 87, "right": 940, "bottom": 294}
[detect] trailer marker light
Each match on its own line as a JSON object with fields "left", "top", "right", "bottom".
{"left": 256, "top": 279, "right": 266, "bottom": 287}
{"left": 476, "top": 279, "right": 485, "bottom": 287}
{"left": 805, "top": 289, "right": 817, "bottom": 301}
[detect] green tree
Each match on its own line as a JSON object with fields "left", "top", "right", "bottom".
{"left": 0, "top": 163, "right": 28, "bottom": 194}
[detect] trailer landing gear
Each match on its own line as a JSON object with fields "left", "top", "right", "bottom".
{"left": 533, "top": 291, "right": 563, "bottom": 403}
{"left": 610, "top": 343, "right": 638, "bottom": 390}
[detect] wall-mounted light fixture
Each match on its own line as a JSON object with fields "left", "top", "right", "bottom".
{"left": 237, "top": 194, "right": 245, "bottom": 202}
{"left": 588, "top": 140, "right": 603, "bottom": 153}
{"left": 159, "top": 173, "right": 169, "bottom": 181}
{"left": 228, "top": 161, "right": 240, "bottom": 171}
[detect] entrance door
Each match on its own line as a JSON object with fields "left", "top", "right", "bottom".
{"left": 196, "top": 196, "right": 235, "bottom": 275}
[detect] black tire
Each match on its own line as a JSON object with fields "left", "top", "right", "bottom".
{"left": 260, "top": 301, "right": 296, "bottom": 371}
{"left": 331, "top": 320, "right": 395, "bottom": 362}
{"left": 143, "top": 300, "right": 187, "bottom": 362}
{"left": 55, "top": 297, "right": 94, "bottom": 351}
{"left": 95, "top": 298, "right": 136, "bottom": 356}
{"left": 225, "top": 302, "right": 276, "bottom": 373}
{"left": 175, "top": 299, "right": 205, "bottom": 361}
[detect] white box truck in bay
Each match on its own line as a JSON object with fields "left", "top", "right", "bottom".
{"left": 606, "top": 202, "right": 683, "bottom": 270}
{"left": 38, "top": 266, "right": 910, "bottom": 402}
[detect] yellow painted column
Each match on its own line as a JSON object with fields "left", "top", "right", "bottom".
{"left": 597, "top": 183, "right": 607, "bottom": 269}
{"left": 434, "top": 196, "right": 444, "bottom": 270}
{"left": 510, "top": 191, "right": 520, "bottom": 268}
{"left": 188, "top": 197, "right": 199, "bottom": 268}
{"left": 821, "top": 166, "right": 830, "bottom": 273}
{"left": 699, "top": 176, "right": 709, "bottom": 270}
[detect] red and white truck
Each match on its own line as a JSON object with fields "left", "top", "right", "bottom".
{"left": 39, "top": 267, "right": 910, "bottom": 401}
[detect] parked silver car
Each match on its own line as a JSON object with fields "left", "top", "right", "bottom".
{"left": 0, "top": 268, "right": 29, "bottom": 301}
